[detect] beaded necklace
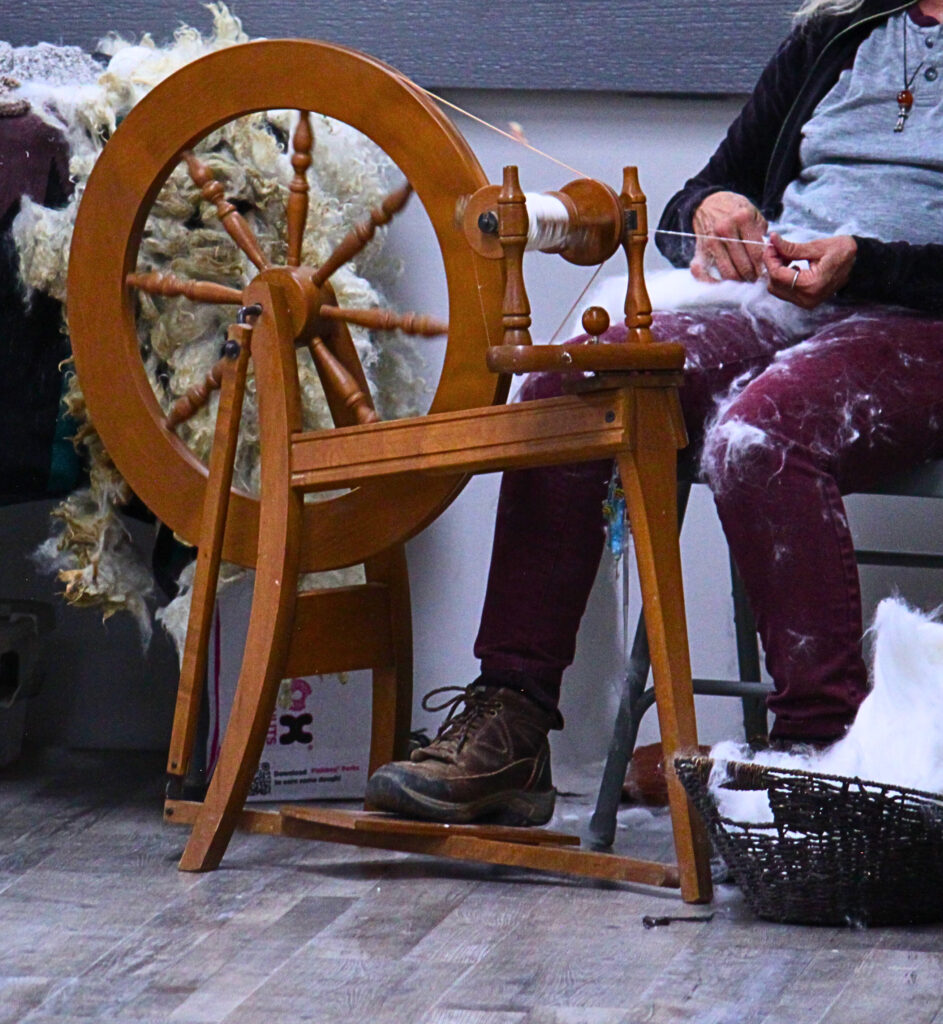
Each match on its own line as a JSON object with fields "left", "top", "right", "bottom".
{"left": 895, "top": 16, "right": 927, "bottom": 130}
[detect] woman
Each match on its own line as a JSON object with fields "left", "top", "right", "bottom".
{"left": 366, "top": 0, "right": 943, "bottom": 825}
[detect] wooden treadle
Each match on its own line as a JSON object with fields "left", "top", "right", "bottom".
{"left": 279, "top": 805, "right": 581, "bottom": 846}
{"left": 165, "top": 797, "right": 682, "bottom": 889}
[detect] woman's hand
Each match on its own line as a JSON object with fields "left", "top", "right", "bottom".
{"left": 691, "top": 191, "right": 768, "bottom": 283}
{"left": 764, "top": 232, "right": 857, "bottom": 309}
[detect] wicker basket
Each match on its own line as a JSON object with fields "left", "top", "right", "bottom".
{"left": 674, "top": 755, "right": 943, "bottom": 926}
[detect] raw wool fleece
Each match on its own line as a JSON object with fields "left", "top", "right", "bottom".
{"left": 16, "top": 6, "right": 428, "bottom": 644}
{"left": 0, "top": 41, "right": 101, "bottom": 88}
{"left": 709, "top": 597, "right": 943, "bottom": 823}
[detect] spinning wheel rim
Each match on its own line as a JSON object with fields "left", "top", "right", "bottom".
{"left": 68, "top": 39, "right": 505, "bottom": 571}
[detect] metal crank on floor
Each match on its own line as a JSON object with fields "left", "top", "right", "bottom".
{"left": 67, "top": 39, "right": 712, "bottom": 902}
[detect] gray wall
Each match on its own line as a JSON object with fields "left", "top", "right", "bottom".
{"left": 4, "top": 1, "right": 796, "bottom": 94}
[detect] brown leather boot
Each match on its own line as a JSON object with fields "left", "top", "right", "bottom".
{"left": 364, "top": 680, "right": 559, "bottom": 826}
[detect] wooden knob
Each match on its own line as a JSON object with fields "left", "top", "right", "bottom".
{"left": 582, "top": 306, "right": 610, "bottom": 341}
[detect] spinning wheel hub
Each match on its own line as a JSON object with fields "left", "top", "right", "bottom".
{"left": 244, "top": 265, "right": 327, "bottom": 344}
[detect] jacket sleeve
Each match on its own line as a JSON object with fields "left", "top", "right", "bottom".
{"left": 843, "top": 236, "right": 943, "bottom": 314}
{"left": 655, "top": 25, "right": 821, "bottom": 267}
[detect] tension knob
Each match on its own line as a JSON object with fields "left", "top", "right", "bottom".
{"left": 582, "top": 306, "right": 610, "bottom": 342}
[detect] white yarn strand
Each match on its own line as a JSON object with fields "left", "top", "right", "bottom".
{"left": 655, "top": 228, "right": 770, "bottom": 249}
{"left": 404, "top": 80, "right": 591, "bottom": 179}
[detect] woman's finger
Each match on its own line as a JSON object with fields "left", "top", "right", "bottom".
{"left": 725, "top": 232, "right": 760, "bottom": 282}
{"left": 765, "top": 253, "right": 801, "bottom": 290}
{"left": 704, "top": 239, "right": 739, "bottom": 281}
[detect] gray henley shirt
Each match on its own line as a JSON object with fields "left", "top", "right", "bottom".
{"left": 778, "top": 10, "right": 943, "bottom": 245}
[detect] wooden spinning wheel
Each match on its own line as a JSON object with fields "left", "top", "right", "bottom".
{"left": 68, "top": 39, "right": 713, "bottom": 904}
{"left": 69, "top": 39, "right": 505, "bottom": 572}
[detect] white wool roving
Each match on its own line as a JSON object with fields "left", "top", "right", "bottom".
{"left": 567, "top": 223, "right": 838, "bottom": 342}
{"left": 709, "top": 596, "right": 943, "bottom": 823}
{"left": 569, "top": 267, "right": 824, "bottom": 343}
{"left": 0, "top": 40, "right": 101, "bottom": 88}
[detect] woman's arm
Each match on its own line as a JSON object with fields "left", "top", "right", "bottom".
{"left": 656, "top": 23, "right": 825, "bottom": 268}
{"left": 763, "top": 233, "right": 943, "bottom": 314}
{"left": 841, "top": 237, "right": 943, "bottom": 314}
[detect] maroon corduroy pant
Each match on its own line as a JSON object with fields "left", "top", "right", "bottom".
{"left": 474, "top": 304, "right": 943, "bottom": 743}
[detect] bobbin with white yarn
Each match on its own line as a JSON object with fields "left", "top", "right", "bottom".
{"left": 461, "top": 178, "right": 623, "bottom": 266}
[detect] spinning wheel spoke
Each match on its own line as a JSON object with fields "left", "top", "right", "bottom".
{"left": 306, "top": 335, "right": 379, "bottom": 426}
{"left": 286, "top": 111, "right": 313, "bottom": 268}
{"left": 183, "top": 150, "right": 272, "bottom": 271}
{"left": 126, "top": 270, "right": 243, "bottom": 305}
{"left": 313, "top": 181, "right": 413, "bottom": 286}
{"left": 165, "top": 349, "right": 240, "bottom": 430}
{"left": 320, "top": 304, "right": 447, "bottom": 337}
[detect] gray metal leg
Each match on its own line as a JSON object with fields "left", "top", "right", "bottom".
{"left": 587, "top": 478, "right": 692, "bottom": 851}
{"left": 729, "top": 553, "right": 768, "bottom": 746}
{"left": 587, "top": 617, "right": 655, "bottom": 849}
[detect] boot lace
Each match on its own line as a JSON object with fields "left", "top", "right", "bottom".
{"left": 420, "top": 683, "right": 503, "bottom": 759}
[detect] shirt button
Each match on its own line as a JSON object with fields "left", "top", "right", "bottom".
{"left": 927, "top": 37, "right": 936, "bottom": 48}
{"left": 926, "top": 66, "right": 939, "bottom": 81}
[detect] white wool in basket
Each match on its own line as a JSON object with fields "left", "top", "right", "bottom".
{"left": 709, "top": 597, "right": 943, "bottom": 823}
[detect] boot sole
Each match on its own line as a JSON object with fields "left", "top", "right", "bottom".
{"left": 365, "top": 768, "right": 556, "bottom": 828}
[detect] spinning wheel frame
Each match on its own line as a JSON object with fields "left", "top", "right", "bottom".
{"left": 68, "top": 40, "right": 505, "bottom": 571}
{"left": 68, "top": 40, "right": 713, "bottom": 901}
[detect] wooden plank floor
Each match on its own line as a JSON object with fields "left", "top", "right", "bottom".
{"left": 1, "top": 748, "right": 942, "bottom": 1024}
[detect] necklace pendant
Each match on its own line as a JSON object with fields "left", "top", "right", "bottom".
{"left": 895, "top": 89, "right": 913, "bottom": 133}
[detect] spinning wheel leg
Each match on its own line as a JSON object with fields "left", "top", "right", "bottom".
{"left": 177, "top": 517, "right": 301, "bottom": 871}
{"left": 364, "top": 546, "right": 413, "bottom": 770}
{"left": 618, "top": 387, "right": 713, "bottom": 904}
{"left": 179, "top": 285, "right": 305, "bottom": 872}
{"left": 167, "top": 325, "right": 252, "bottom": 782}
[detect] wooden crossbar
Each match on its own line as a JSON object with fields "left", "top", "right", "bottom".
{"left": 286, "top": 584, "right": 393, "bottom": 677}
{"left": 290, "top": 390, "right": 635, "bottom": 492}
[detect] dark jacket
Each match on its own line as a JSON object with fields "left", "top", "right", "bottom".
{"left": 655, "top": 0, "right": 943, "bottom": 313}
{"left": 0, "top": 112, "right": 73, "bottom": 501}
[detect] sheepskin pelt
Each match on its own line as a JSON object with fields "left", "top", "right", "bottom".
{"left": 13, "top": 6, "right": 427, "bottom": 645}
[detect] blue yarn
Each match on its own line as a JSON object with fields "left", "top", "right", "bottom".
{"left": 602, "top": 468, "right": 627, "bottom": 560}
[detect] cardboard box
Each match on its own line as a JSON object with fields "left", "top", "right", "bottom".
{"left": 206, "top": 577, "right": 372, "bottom": 801}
